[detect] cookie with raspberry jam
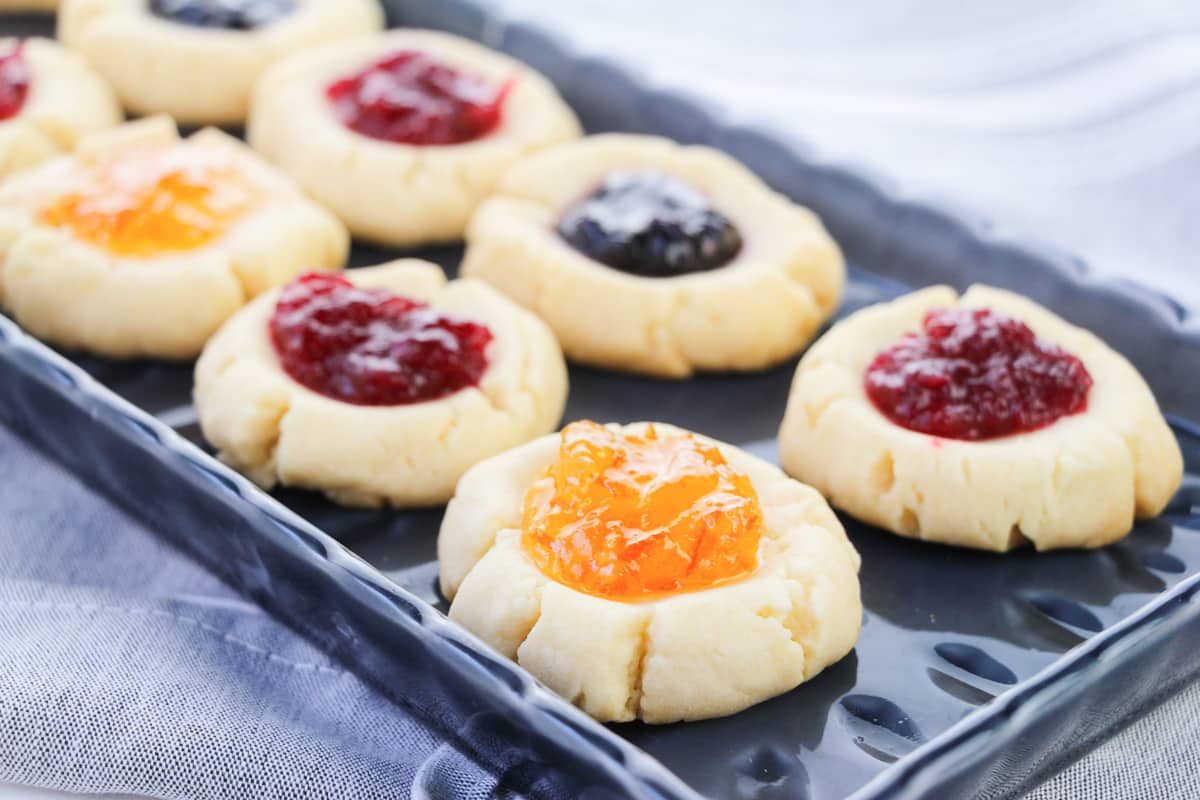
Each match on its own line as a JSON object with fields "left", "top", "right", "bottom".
{"left": 247, "top": 29, "right": 581, "bottom": 247}
{"left": 194, "top": 260, "right": 568, "bottom": 507}
{"left": 778, "top": 285, "right": 1183, "bottom": 551}
{"left": 0, "top": 38, "right": 120, "bottom": 182}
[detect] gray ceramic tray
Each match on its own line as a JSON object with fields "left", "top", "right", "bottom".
{"left": 2, "top": 2, "right": 1200, "bottom": 798}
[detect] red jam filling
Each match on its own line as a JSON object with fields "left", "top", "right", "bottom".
{"left": 269, "top": 272, "right": 493, "bottom": 406}
{"left": 325, "top": 50, "right": 512, "bottom": 145}
{"left": 865, "top": 307, "right": 1093, "bottom": 441}
{"left": 0, "top": 44, "right": 30, "bottom": 122}
{"left": 521, "top": 421, "right": 763, "bottom": 601}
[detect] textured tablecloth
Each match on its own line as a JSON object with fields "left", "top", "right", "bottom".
{"left": 2, "top": 1, "right": 1199, "bottom": 799}
{"left": 0, "top": 424, "right": 546, "bottom": 800}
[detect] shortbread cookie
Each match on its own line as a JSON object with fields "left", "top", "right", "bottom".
{"left": 0, "top": 38, "right": 121, "bottom": 181}
{"left": 0, "top": 116, "right": 348, "bottom": 359}
{"left": 460, "top": 134, "right": 845, "bottom": 377}
{"left": 194, "top": 260, "right": 569, "bottom": 507}
{"left": 58, "top": 0, "right": 383, "bottom": 125}
{"left": 779, "top": 285, "right": 1184, "bottom": 551}
{"left": 440, "top": 420, "right": 861, "bottom": 724}
{"left": 248, "top": 29, "right": 581, "bottom": 247}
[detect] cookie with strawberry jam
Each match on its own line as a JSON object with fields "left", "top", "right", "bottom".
{"left": 248, "top": 29, "right": 581, "bottom": 247}
{"left": 439, "top": 420, "right": 861, "bottom": 723}
{"left": 0, "top": 116, "right": 348, "bottom": 358}
{"left": 58, "top": 0, "right": 382, "bottom": 125}
{"left": 194, "top": 260, "right": 568, "bottom": 507}
{"left": 462, "top": 134, "right": 845, "bottom": 377}
{"left": 779, "top": 285, "right": 1183, "bottom": 551}
{"left": 0, "top": 38, "right": 120, "bottom": 182}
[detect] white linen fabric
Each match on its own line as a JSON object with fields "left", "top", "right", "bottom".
{"left": 1025, "top": 679, "right": 1200, "bottom": 799}
{"left": 0, "top": 424, "right": 542, "bottom": 800}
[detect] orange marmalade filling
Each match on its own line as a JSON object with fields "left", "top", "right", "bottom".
{"left": 39, "top": 148, "right": 259, "bottom": 257}
{"left": 520, "top": 420, "right": 763, "bottom": 601}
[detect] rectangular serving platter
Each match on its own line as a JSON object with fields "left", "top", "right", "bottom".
{"left": 3, "top": 2, "right": 1200, "bottom": 798}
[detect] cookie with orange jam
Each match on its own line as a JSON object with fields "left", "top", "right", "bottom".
{"left": 0, "top": 38, "right": 121, "bottom": 182}
{"left": 0, "top": 116, "right": 348, "bottom": 359}
{"left": 439, "top": 420, "right": 861, "bottom": 723}
{"left": 248, "top": 29, "right": 581, "bottom": 247}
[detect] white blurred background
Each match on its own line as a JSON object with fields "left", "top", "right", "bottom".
{"left": 496, "top": 0, "right": 1200, "bottom": 306}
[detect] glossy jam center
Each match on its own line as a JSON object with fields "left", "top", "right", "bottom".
{"left": 39, "top": 148, "right": 258, "bottom": 257}
{"left": 556, "top": 170, "right": 743, "bottom": 278}
{"left": 521, "top": 420, "right": 763, "bottom": 601}
{"left": 269, "top": 272, "right": 493, "bottom": 406}
{"left": 148, "top": 0, "right": 296, "bottom": 30}
{"left": 326, "top": 50, "right": 511, "bottom": 145}
{"left": 0, "top": 44, "right": 30, "bottom": 122}
{"left": 865, "top": 307, "right": 1093, "bottom": 441}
